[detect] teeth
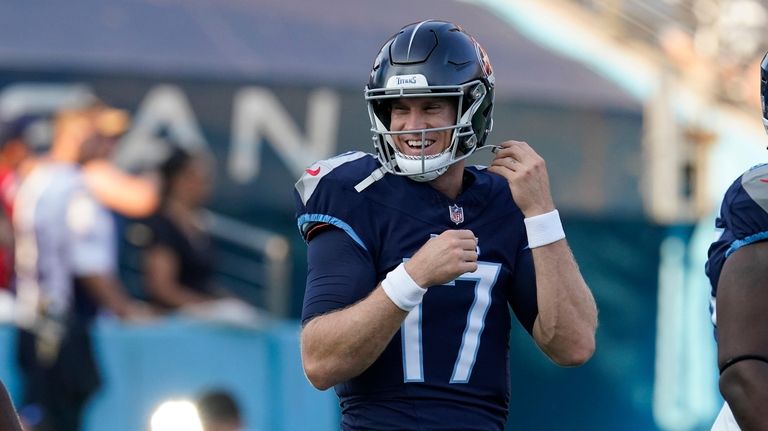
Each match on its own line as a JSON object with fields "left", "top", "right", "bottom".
{"left": 406, "top": 140, "right": 434, "bottom": 148}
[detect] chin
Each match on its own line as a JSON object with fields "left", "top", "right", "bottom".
{"left": 397, "top": 147, "right": 446, "bottom": 158}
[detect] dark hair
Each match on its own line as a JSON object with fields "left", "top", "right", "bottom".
{"left": 196, "top": 389, "right": 241, "bottom": 424}
{"left": 159, "top": 145, "right": 193, "bottom": 199}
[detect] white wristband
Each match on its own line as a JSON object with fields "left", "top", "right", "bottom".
{"left": 524, "top": 209, "right": 565, "bottom": 248}
{"left": 381, "top": 263, "right": 426, "bottom": 312}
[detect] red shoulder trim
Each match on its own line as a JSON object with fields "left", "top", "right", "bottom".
{"left": 305, "top": 222, "right": 334, "bottom": 241}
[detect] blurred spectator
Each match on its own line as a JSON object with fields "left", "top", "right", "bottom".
{"left": 196, "top": 389, "right": 244, "bottom": 431}
{"left": 139, "top": 146, "right": 220, "bottom": 309}
{"left": 13, "top": 101, "right": 153, "bottom": 431}
{"left": 0, "top": 115, "right": 38, "bottom": 215}
{"left": 0, "top": 115, "right": 38, "bottom": 291}
{"left": 0, "top": 379, "right": 23, "bottom": 431}
{"left": 0, "top": 112, "right": 159, "bottom": 295}
{"left": 122, "top": 145, "right": 265, "bottom": 328}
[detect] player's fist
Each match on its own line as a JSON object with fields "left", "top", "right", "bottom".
{"left": 488, "top": 140, "right": 555, "bottom": 217}
{"left": 405, "top": 229, "right": 478, "bottom": 287}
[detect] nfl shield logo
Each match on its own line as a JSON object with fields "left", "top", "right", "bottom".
{"left": 449, "top": 204, "right": 464, "bottom": 225}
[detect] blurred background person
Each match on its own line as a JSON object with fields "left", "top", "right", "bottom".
{"left": 13, "top": 101, "right": 153, "bottom": 431}
{"left": 196, "top": 389, "right": 245, "bottom": 431}
{"left": 140, "top": 146, "right": 220, "bottom": 310}
{"left": 0, "top": 110, "right": 159, "bottom": 298}
{"left": 0, "top": 115, "right": 39, "bottom": 292}
{"left": 130, "top": 145, "right": 265, "bottom": 328}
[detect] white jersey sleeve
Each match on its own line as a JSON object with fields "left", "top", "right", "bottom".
{"left": 711, "top": 403, "right": 741, "bottom": 431}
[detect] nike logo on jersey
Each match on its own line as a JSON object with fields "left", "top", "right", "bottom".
{"left": 305, "top": 167, "right": 321, "bottom": 176}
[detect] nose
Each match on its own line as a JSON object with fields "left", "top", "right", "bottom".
{"left": 400, "top": 109, "right": 426, "bottom": 132}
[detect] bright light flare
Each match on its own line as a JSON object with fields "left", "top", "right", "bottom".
{"left": 150, "top": 399, "right": 203, "bottom": 431}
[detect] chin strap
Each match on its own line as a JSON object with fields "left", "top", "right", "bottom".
{"left": 354, "top": 144, "right": 501, "bottom": 193}
{"left": 354, "top": 165, "right": 389, "bottom": 192}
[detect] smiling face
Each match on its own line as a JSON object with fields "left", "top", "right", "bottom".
{"left": 388, "top": 97, "right": 457, "bottom": 157}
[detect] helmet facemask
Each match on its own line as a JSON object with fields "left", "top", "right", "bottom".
{"left": 365, "top": 80, "right": 490, "bottom": 182}
{"left": 354, "top": 20, "right": 495, "bottom": 192}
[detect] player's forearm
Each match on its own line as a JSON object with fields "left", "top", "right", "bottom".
{"left": 301, "top": 285, "right": 407, "bottom": 390}
{"left": 720, "top": 361, "right": 768, "bottom": 429}
{"left": 83, "top": 161, "right": 160, "bottom": 217}
{"left": 531, "top": 240, "right": 597, "bottom": 366}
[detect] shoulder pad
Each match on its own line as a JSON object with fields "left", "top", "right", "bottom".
{"left": 741, "top": 163, "right": 768, "bottom": 214}
{"left": 294, "top": 151, "right": 369, "bottom": 205}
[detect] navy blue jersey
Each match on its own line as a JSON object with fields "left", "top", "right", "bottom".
{"left": 706, "top": 163, "right": 768, "bottom": 322}
{"left": 294, "top": 152, "right": 538, "bottom": 430}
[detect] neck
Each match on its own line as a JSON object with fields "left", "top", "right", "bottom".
{"left": 428, "top": 161, "right": 465, "bottom": 200}
{"left": 50, "top": 141, "right": 78, "bottom": 164}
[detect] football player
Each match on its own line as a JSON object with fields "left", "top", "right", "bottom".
{"left": 294, "top": 20, "right": 597, "bottom": 430}
{"left": 706, "top": 52, "right": 768, "bottom": 431}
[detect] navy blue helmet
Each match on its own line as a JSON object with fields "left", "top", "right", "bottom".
{"left": 364, "top": 20, "right": 495, "bottom": 182}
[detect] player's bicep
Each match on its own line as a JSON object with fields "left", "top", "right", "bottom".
{"left": 716, "top": 240, "right": 768, "bottom": 368}
{"left": 302, "top": 226, "right": 376, "bottom": 325}
{"left": 508, "top": 247, "right": 538, "bottom": 334}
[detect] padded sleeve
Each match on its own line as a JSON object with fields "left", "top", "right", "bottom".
{"left": 301, "top": 227, "right": 377, "bottom": 324}
{"left": 508, "top": 245, "right": 538, "bottom": 334}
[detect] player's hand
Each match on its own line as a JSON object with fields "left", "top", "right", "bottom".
{"left": 405, "top": 229, "right": 478, "bottom": 287}
{"left": 488, "top": 140, "right": 555, "bottom": 217}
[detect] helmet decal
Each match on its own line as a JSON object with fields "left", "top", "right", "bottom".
{"left": 386, "top": 74, "right": 429, "bottom": 88}
{"left": 405, "top": 20, "right": 433, "bottom": 62}
{"left": 473, "top": 37, "right": 495, "bottom": 85}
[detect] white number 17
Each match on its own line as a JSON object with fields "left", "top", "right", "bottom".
{"left": 401, "top": 261, "right": 501, "bottom": 383}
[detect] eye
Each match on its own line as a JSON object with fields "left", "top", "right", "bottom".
{"left": 391, "top": 104, "right": 409, "bottom": 114}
